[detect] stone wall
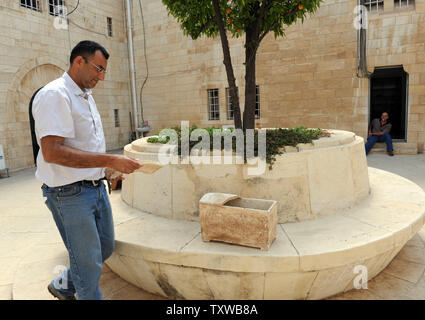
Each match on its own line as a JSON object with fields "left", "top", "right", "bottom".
{"left": 1, "top": 0, "right": 424, "bottom": 170}
{"left": 130, "top": 0, "right": 425, "bottom": 151}
{"left": 0, "top": 0, "right": 132, "bottom": 170}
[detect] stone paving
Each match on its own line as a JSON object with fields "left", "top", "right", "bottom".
{"left": 1, "top": 153, "right": 425, "bottom": 300}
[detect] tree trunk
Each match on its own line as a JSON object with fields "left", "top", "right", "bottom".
{"left": 211, "top": 0, "right": 242, "bottom": 129}
{"left": 243, "top": 28, "right": 257, "bottom": 133}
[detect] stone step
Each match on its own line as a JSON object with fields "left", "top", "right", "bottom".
{"left": 105, "top": 168, "right": 425, "bottom": 300}
{"left": 370, "top": 142, "right": 418, "bottom": 155}
{"left": 370, "top": 148, "right": 418, "bottom": 155}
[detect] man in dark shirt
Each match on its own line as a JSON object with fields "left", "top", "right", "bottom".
{"left": 365, "top": 112, "right": 394, "bottom": 156}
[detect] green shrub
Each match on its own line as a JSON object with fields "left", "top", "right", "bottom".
{"left": 147, "top": 126, "right": 329, "bottom": 169}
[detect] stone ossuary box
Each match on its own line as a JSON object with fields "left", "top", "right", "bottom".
{"left": 199, "top": 193, "right": 278, "bottom": 251}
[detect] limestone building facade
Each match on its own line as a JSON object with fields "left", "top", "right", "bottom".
{"left": 0, "top": 0, "right": 132, "bottom": 171}
{"left": 1, "top": 0, "right": 424, "bottom": 171}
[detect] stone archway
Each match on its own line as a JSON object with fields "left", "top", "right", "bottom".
{"left": 5, "top": 57, "right": 67, "bottom": 170}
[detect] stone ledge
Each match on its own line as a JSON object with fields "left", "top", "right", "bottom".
{"left": 127, "top": 129, "right": 356, "bottom": 159}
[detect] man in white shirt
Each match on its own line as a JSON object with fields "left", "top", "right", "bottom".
{"left": 32, "top": 40, "right": 142, "bottom": 300}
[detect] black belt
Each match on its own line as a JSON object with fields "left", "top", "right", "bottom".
{"left": 74, "top": 177, "right": 111, "bottom": 194}
{"left": 44, "top": 177, "right": 111, "bottom": 194}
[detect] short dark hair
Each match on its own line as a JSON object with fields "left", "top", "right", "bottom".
{"left": 384, "top": 112, "right": 390, "bottom": 123}
{"left": 70, "top": 40, "right": 110, "bottom": 65}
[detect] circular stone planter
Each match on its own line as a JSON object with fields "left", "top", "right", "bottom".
{"left": 122, "top": 129, "right": 370, "bottom": 223}
{"left": 106, "top": 130, "right": 425, "bottom": 300}
{"left": 106, "top": 167, "right": 425, "bottom": 300}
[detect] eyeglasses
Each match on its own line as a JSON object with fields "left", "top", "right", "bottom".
{"left": 83, "top": 57, "right": 107, "bottom": 74}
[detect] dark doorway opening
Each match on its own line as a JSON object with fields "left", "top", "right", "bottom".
{"left": 370, "top": 66, "right": 408, "bottom": 141}
{"left": 29, "top": 87, "right": 44, "bottom": 165}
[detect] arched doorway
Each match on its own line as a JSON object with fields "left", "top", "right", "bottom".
{"left": 5, "top": 63, "right": 64, "bottom": 169}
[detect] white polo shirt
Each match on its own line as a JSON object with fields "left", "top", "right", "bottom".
{"left": 33, "top": 72, "right": 106, "bottom": 187}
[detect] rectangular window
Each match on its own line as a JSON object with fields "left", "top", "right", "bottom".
{"left": 226, "top": 87, "right": 239, "bottom": 121}
{"left": 364, "top": 0, "right": 384, "bottom": 13}
{"left": 114, "top": 109, "right": 120, "bottom": 128}
{"left": 255, "top": 85, "right": 260, "bottom": 119}
{"left": 107, "top": 17, "right": 113, "bottom": 37}
{"left": 20, "top": 0, "right": 41, "bottom": 12}
{"left": 48, "top": 0, "right": 65, "bottom": 17}
{"left": 207, "top": 89, "right": 220, "bottom": 121}
{"left": 394, "top": 0, "right": 414, "bottom": 10}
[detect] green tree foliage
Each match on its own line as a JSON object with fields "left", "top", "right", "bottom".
{"left": 162, "top": 0, "right": 322, "bottom": 131}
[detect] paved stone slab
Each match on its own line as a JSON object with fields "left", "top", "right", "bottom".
{"left": 382, "top": 258, "right": 425, "bottom": 284}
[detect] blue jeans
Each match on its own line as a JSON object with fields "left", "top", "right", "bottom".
{"left": 365, "top": 133, "right": 394, "bottom": 155}
{"left": 42, "top": 181, "right": 115, "bottom": 300}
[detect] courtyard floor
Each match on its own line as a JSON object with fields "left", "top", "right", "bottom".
{"left": 1, "top": 153, "right": 425, "bottom": 300}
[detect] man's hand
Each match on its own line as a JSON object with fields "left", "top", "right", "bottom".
{"left": 109, "top": 155, "right": 142, "bottom": 174}
{"left": 368, "top": 131, "right": 372, "bottom": 137}
{"left": 105, "top": 167, "right": 125, "bottom": 187}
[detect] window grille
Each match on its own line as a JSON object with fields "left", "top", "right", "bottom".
{"left": 114, "top": 109, "right": 120, "bottom": 128}
{"left": 394, "top": 0, "right": 414, "bottom": 10}
{"left": 107, "top": 17, "right": 113, "bottom": 37}
{"left": 48, "top": 0, "right": 65, "bottom": 16}
{"left": 255, "top": 85, "right": 260, "bottom": 119}
{"left": 226, "top": 87, "right": 239, "bottom": 120}
{"left": 207, "top": 89, "right": 220, "bottom": 121}
{"left": 364, "top": 0, "right": 384, "bottom": 13}
{"left": 20, "top": 0, "right": 41, "bottom": 12}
